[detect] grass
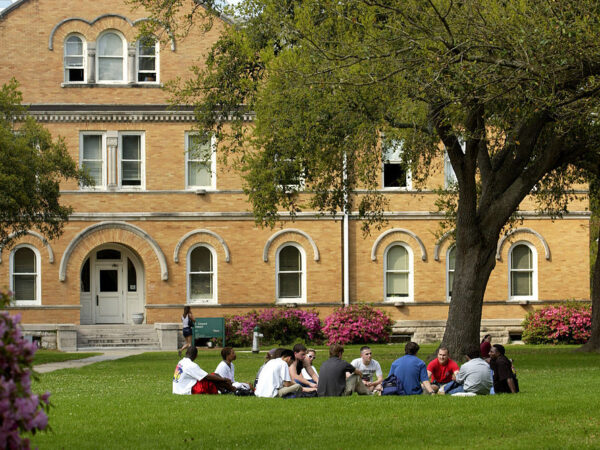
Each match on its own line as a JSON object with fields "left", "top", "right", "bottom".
{"left": 33, "top": 350, "right": 101, "bottom": 365}
{"left": 30, "top": 344, "right": 600, "bottom": 449}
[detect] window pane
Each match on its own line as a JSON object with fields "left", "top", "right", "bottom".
{"left": 387, "top": 273, "right": 408, "bottom": 297}
{"left": 512, "top": 272, "right": 532, "bottom": 296}
{"left": 65, "top": 56, "right": 83, "bottom": 67}
{"left": 98, "top": 57, "right": 123, "bottom": 81}
{"left": 448, "top": 246, "right": 456, "bottom": 270}
{"left": 279, "top": 246, "right": 300, "bottom": 271}
{"left": 98, "top": 33, "right": 123, "bottom": 56}
{"left": 387, "top": 245, "right": 408, "bottom": 271}
{"left": 83, "top": 161, "right": 102, "bottom": 185}
{"left": 448, "top": 272, "right": 454, "bottom": 297}
{"left": 14, "top": 248, "right": 35, "bottom": 273}
{"left": 279, "top": 273, "right": 300, "bottom": 298}
{"left": 81, "top": 258, "right": 90, "bottom": 293}
{"left": 66, "top": 36, "right": 83, "bottom": 55}
{"left": 188, "top": 135, "right": 211, "bottom": 160}
{"left": 190, "top": 247, "right": 212, "bottom": 272}
{"left": 138, "top": 38, "right": 156, "bottom": 55}
{"left": 190, "top": 274, "right": 212, "bottom": 298}
{"left": 97, "top": 249, "right": 121, "bottom": 260}
{"left": 383, "top": 163, "right": 407, "bottom": 188}
{"left": 128, "top": 258, "right": 137, "bottom": 292}
{"left": 67, "top": 69, "right": 84, "bottom": 82}
{"left": 139, "top": 57, "right": 155, "bottom": 71}
{"left": 122, "top": 136, "right": 140, "bottom": 160}
{"left": 512, "top": 245, "right": 532, "bottom": 269}
{"left": 188, "top": 161, "right": 211, "bottom": 186}
{"left": 99, "top": 270, "right": 118, "bottom": 292}
{"left": 121, "top": 161, "right": 141, "bottom": 185}
{"left": 83, "top": 135, "right": 102, "bottom": 160}
{"left": 14, "top": 275, "right": 36, "bottom": 301}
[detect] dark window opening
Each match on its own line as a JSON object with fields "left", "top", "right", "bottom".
{"left": 81, "top": 258, "right": 90, "bottom": 292}
{"left": 128, "top": 258, "right": 137, "bottom": 292}
{"left": 97, "top": 249, "right": 121, "bottom": 260}
{"left": 383, "top": 163, "right": 407, "bottom": 188}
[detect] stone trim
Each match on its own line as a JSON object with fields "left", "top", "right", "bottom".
{"left": 0, "top": 230, "right": 54, "bottom": 264}
{"left": 433, "top": 229, "right": 455, "bottom": 261}
{"left": 371, "top": 228, "right": 427, "bottom": 261}
{"left": 496, "top": 227, "right": 551, "bottom": 261}
{"left": 173, "top": 229, "right": 231, "bottom": 263}
{"left": 262, "top": 229, "right": 320, "bottom": 262}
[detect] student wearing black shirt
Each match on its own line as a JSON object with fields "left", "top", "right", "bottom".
{"left": 489, "top": 344, "right": 518, "bottom": 394}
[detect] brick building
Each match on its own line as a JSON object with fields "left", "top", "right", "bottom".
{"left": 0, "top": 0, "right": 591, "bottom": 345}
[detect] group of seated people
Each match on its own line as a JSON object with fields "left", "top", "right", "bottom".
{"left": 172, "top": 338, "right": 518, "bottom": 397}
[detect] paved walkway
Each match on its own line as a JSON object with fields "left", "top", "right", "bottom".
{"left": 34, "top": 349, "right": 154, "bottom": 373}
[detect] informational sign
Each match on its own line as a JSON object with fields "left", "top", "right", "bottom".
{"left": 193, "top": 317, "right": 226, "bottom": 346}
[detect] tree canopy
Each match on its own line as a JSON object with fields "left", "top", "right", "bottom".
{"left": 136, "top": 0, "right": 600, "bottom": 356}
{"left": 0, "top": 79, "right": 88, "bottom": 248}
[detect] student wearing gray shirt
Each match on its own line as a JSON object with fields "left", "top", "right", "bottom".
{"left": 442, "top": 345, "right": 492, "bottom": 395}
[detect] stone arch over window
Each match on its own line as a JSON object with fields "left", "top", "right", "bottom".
{"left": 263, "top": 229, "right": 319, "bottom": 263}
{"left": 496, "top": 228, "right": 550, "bottom": 261}
{"left": 49, "top": 15, "right": 177, "bottom": 51}
{"left": 173, "top": 229, "right": 231, "bottom": 263}
{"left": 0, "top": 231, "right": 54, "bottom": 264}
{"left": 59, "top": 221, "right": 168, "bottom": 282}
{"left": 371, "top": 228, "right": 427, "bottom": 262}
{"left": 433, "top": 229, "right": 455, "bottom": 261}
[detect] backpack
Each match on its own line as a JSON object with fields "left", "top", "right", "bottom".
{"left": 381, "top": 374, "right": 406, "bottom": 396}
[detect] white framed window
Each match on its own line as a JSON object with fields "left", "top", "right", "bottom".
{"left": 185, "top": 132, "right": 216, "bottom": 190}
{"left": 64, "top": 34, "right": 86, "bottom": 83}
{"left": 384, "top": 242, "right": 413, "bottom": 302}
{"left": 80, "top": 132, "right": 106, "bottom": 189}
{"left": 444, "top": 138, "right": 465, "bottom": 188}
{"left": 97, "top": 31, "right": 127, "bottom": 83}
{"left": 382, "top": 140, "right": 411, "bottom": 189}
{"left": 509, "top": 241, "right": 538, "bottom": 301}
{"left": 118, "top": 132, "right": 145, "bottom": 189}
{"left": 276, "top": 243, "right": 306, "bottom": 303}
{"left": 275, "top": 155, "right": 305, "bottom": 192}
{"left": 187, "top": 244, "right": 217, "bottom": 304}
{"left": 446, "top": 245, "right": 456, "bottom": 301}
{"left": 10, "top": 245, "right": 41, "bottom": 305}
{"left": 136, "top": 37, "right": 159, "bottom": 83}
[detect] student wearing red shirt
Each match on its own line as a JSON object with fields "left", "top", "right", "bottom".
{"left": 427, "top": 347, "right": 459, "bottom": 393}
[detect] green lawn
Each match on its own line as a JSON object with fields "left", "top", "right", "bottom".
{"left": 33, "top": 350, "right": 101, "bottom": 365}
{"left": 30, "top": 344, "right": 600, "bottom": 449}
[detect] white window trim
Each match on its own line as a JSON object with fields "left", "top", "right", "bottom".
{"left": 444, "top": 138, "right": 465, "bottom": 189}
{"left": 79, "top": 131, "right": 107, "bottom": 190}
{"left": 382, "top": 140, "right": 412, "bottom": 190}
{"left": 275, "top": 242, "right": 307, "bottom": 304}
{"left": 383, "top": 242, "right": 414, "bottom": 302}
{"left": 275, "top": 155, "right": 305, "bottom": 192}
{"left": 9, "top": 244, "right": 42, "bottom": 306}
{"left": 446, "top": 245, "right": 455, "bottom": 302}
{"left": 136, "top": 38, "right": 159, "bottom": 84}
{"left": 185, "top": 132, "right": 217, "bottom": 190}
{"left": 96, "top": 30, "right": 127, "bottom": 84}
{"left": 186, "top": 244, "right": 218, "bottom": 305}
{"left": 508, "top": 241, "right": 538, "bottom": 301}
{"left": 118, "top": 132, "right": 145, "bottom": 190}
{"left": 64, "top": 33, "right": 86, "bottom": 84}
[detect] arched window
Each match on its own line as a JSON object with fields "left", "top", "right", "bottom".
{"left": 276, "top": 243, "right": 306, "bottom": 303}
{"left": 137, "top": 37, "right": 158, "bottom": 83}
{"left": 447, "top": 245, "right": 456, "bottom": 301}
{"left": 384, "top": 243, "right": 413, "bottom": 301}
{"left": 64, "top": 34, "right": 85, "bottom": 83}
{"left": 10, "top": 245, "right": 41, "bottom": 305}
{"left": 509, "top": 242, "right": 537, "bottom": 300}
{"left": 187, "top": 245, "right": 216, "bottom": 304}
{"left": 97, "top": 31, "right": 126, "bottom": 82}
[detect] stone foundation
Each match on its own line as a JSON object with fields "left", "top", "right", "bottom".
{"left": 392, "top": 319, "right": 524, "bottom": 344}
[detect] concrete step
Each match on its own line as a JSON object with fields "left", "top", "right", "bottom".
{"left": 76, "top": 325, "right": 160, "bottom": 349}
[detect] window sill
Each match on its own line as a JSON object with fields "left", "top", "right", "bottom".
{"left": 62, "top": 82, "right": 163, "bottom": 88}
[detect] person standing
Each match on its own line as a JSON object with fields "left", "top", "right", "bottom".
{"left": 489, "top": 344, "right": 518, "bottom": 394}
{"left": 388, "top": 342, "right": 436, "bottom": 395}
{"left": 179, "top": 306, "right": 194, "bottom": 357}
{"left": 351, "top": 346, "right": 383, "bottom": 393}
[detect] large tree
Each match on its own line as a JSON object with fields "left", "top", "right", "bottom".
{"left": 0, "top": 79, "right": 88, "bottom": 248}
{"left": 136, "top": 0, "right": 600, "bottom": 357}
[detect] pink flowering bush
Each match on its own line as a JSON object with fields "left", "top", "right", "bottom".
{"left": 322, "top": 304, "right": 394, "bottom": 345}
{"left": 522, "top": 303, "right": 592, "bottom": 344}
{"left": 1, "top": 292, "right": 51, "bottom": 449}
{"left": 226, "top": 308, "right": 322, "bottom": 346}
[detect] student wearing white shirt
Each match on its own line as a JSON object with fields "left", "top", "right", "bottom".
{"left": 214, "top": 347, "right": 251, "bottom": 391}
{"left": 351, "top": 346, "right": 383, "bottom": 393}
{"left": 173, "top": 346, "right": 235, "bottom": 395}
{"left": 255, "top": 349, "right": 302, "bottom": 398}
{"left": 301, "top": 348, "right": 318, "bottom": 381}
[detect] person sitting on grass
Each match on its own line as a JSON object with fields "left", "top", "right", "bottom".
{"left": 173, "top": 346, "right": 236, "bottom": 395}
{"left": 214, "top": 347, "right": 251, "bottom": 391}
{"left": 480, "top": 334, "right": 492, "bottom": 360}
{"left": 289, "top": 343, "right": 318, "bottom": 390}
{"left": 439, "top": 344, "right": 492, "bottom": 395}
{"left": 255, "top": 349, "right": 303, "bottom": 398}
{"left": 489, "top": 344, "right": 518, "bottom": 394}
{"left": 317, "top": 344, "right": 371, "bottom": 397}
{"left": 351, "top": 346, "right": 383, "bottom": 393}
{"left": 301, "top": 348, "right": 319, "bottom": 382}
{"left": 388, "top": 342, "right": 436, "bottom": 396}
{"left": 427, "top": 346, "right": 459, "bottom": 393}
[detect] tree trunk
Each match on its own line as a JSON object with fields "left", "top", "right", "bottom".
{"left": 441, "top": 227, "right": 498, "bottom": 361}
{"left": 577, "top": 223, "right": 600, "bottom": 352}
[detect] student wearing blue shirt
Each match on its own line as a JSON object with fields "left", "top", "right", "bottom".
{"left": 388, "top": 342, "right": 436, "bottom": 395}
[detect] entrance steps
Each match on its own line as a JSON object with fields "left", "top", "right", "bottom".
{"left": 76, "top": 325, "right": 160, "bottom": 350}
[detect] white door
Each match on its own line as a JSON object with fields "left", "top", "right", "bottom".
{"left": 95, "top": 263, "right": 123, "bottom": 323}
